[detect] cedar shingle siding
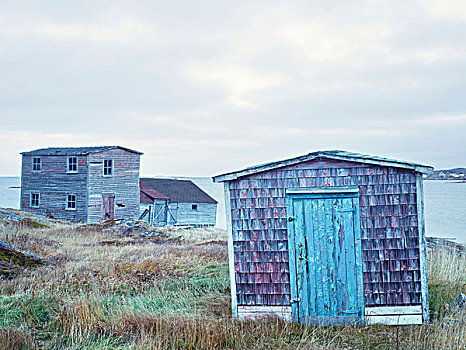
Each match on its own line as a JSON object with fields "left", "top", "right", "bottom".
{"left": 228, "top": 159, "right": 421, "bottom": 307}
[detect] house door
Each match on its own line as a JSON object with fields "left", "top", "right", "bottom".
{"left": 102, "top": 194, "right": 115, "bottom": 221}
{"left": 286, "top": 187, "right": 364, "bottom": 325}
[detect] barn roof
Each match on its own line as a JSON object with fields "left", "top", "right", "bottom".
{"left": 140, "top": 178, "right": 217, "bottom": 204}
{"left": 139, "top": 180, "right": 170, "bottom": 201}
{"left": 213, "top": 150, "right": 433, "bottom": 182}
{"left": 21, "top": 146, "right": 143, "bottom": 155}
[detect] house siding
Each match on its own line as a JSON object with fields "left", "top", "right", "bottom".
{"left": 227, "top": 159, "right": 422, "bottom": 308}
{"left": 169, "top": 202, "right": 216, "bottom": 226}
{"left": 20, "top": 155, "right": 88, "bottom": 222}
{"left": 87, "top": 148, "right": 140, "bottom": 223}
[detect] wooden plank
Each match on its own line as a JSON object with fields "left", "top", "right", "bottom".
{"left": 325, "top": 198, "right": 337, "bottom": 316}
{"left": 333, "top": 198, "right": 347, "bottom": 317}
{"left": 286, "top": 187, "right": 359, "bottom": 194}
{"left": 416, "top": 174, "right": 429, "bottom": 323}
{"left": 237, "top": 306, "right": 292, "bottom": 321}
{"left": 352, "top": 196, "right": 365, "bottom": 323}
{"left": 315, "top": 199, "right": 326, "bottom": 316}
{"left": 304, "top": 199, "right": 316, "bottom": 318}
{"left": 294, "top": 200, "right": 308, "bottom": 320}
{"left": 302, "top": 315, "right": 360, "bottom": 326}
{"left": 366, "top": 314, "right": 423, "bottom": 325}
{"left": 365, "top": 305, "right": 422, "bottom": 316}
{"left": 286, "top": 196, "right": 298, "bottom": 322}
{"left": 343, "top": 198, "right": 357, "bottom": 313}
{"left": 224, "top": 182, "right": 237, "bottom": 318}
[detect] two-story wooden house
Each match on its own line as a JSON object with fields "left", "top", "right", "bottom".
{"left": 20, "top": 146, "right": 142, "bottom": 223}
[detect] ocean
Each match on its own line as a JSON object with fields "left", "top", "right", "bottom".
{"left": 1, "top": 177, "right": 465, "bottom": 243}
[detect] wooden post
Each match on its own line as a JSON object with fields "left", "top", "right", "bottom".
{"left": 224, "top": 182, "right": 237, "bottom": 318}
{"left": 416, "top": 174, "right": 429, "bottom": 323}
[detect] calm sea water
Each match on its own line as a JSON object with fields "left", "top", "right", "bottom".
{"left": 1, "top": 177, "right": 464, "bottom": 243}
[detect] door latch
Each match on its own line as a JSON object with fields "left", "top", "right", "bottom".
{"left": 288, "top": 217, "right": 295, "bottom": 222}
{"left": 291, "top": 298, "right": 301, "bottom": 303}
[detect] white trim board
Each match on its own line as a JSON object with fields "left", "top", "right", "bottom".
{"left": 365, "top": 306, "right": 422, "bottom": 316}
{"left": 286, "top": 187, "right": 359, "bottom": 194}
{"left": 237, "top": 306, "right": 292, "bottom": 322}
{"left": 224, "top": 182, "right": 237, "bottom": 318}
{"left": 365, "top": 306, "right": 422, "bottom": 325}
{"left": 366, "top": 315, "right": 422, "bottom": 325}
{"left": 416, "top": 174, "right": 430, "bottom": 324}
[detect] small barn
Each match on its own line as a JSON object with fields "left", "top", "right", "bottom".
{"left": 139, "top": 178, "right": 217, "bottom": 227}
{"left": 213, "top": 151, "right": 433, "bottom": 325}
{"left": 20, "top": 146, "right": 142, "bottom": 223}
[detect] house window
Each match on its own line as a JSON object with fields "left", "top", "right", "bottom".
{"left": 103, "top": 159, "right": 113, "bottom": 176}
{"left": 32, "top": 157, "right": 41, "bottom": 172}
{"left": 192, "top": 204, "right": 198, "bottom": 211}
{"left": 30, "top": 192, "right": 40, "bottom": 208}
{"left": 66, "top": 194, "right": 76, "bottom": 210}
{"left": 67, "top": 156, "right": 78, "bottom": 173}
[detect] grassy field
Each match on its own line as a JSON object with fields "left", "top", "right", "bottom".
{"left": 0, "top": 222, "right": 465, "bottom": 350}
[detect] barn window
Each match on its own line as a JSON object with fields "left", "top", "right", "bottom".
{"left": 192, "top": 204, "right": 198, "bottom": 211}
{"left": 67, "top": 156, "right": 78, "bottom": 173}
{"left": 32, "top": 157, "right": 41, "bottom": 172}
{"left": 66, "top": 194, "right": 76, "bottom": 210}
{"left": 103, "top": 159, "right": 113, "bottom": 176}
{"left": 30, "top": 192, "right": 40, "bottom": 208}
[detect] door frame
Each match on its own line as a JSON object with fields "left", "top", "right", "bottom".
{"left": 286, "top": 186, "right": 364, "bottom": 325}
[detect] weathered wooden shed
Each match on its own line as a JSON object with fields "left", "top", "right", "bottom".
{"left": 213, "top": 151, "right": 433, "bottom": 325}
{"left": 139, "top": 178, "right": 217, "bottom": 227}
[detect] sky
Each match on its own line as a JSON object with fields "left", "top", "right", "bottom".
{"left": 0, "top": 0, "right": 465, "bottom": 177}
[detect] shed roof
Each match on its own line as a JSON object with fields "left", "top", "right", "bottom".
{"left": 21, "top": 146, "right": 143, "bottom": 155}
{"left": 213, "top": 150, "right": 433, "bottom": 182}
{"left": 140, "top": 178, "right": 217, "bottom": 204}
{"left": 140, "top": 180, "right": 170, "bottom": 201}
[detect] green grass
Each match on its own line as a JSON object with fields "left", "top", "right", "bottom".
{"left": 0, "top": 223, "right": 465, "bottom": 349}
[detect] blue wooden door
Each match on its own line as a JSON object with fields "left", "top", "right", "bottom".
{"left": 286, "top": 188, "right": 364, "bottom": 325}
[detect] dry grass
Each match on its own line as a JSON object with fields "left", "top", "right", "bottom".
{"left": 0, "top": 223, "right": 465, "bottom": 349}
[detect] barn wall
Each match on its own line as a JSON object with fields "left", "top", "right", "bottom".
{"left": 87, "top": 149, "right": 140, "bottom": 223}
{"left": 20, "top": 155, "right": 88, "bottom": 222}
{"left": 227, "top": 159, "right": 421, "bottom": 308}
{"left": 171, "top": 202, "right": 217, "bottom": 226}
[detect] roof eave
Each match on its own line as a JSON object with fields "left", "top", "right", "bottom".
{"left": 213, "top": 152, "right": 434, "bottom": 182}
{"left": 21, "top": 146, "right": 144, "bottom": 156}
{"left": 90, "top": 146, "right": 144, "bottom": 155}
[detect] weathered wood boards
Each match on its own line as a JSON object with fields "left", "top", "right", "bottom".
{"left": 138, "top": 178, "right": 217, "bottom": 227}
{"left": 21, "top": 146, "right": 141, "bottom": 223}
{"left": 237, "top": 306, "right": 291, "bottom": 321}
{"left": 365, "top": 305, "right": 422, "bottom": 325}
{"left": 287, "top": 189, "right": 364, "bottom": 325}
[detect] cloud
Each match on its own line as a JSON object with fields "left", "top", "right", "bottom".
{"left": 186, "top": 62, "right": 290, "bottom": 107}
{"left": 422, "top": 0, "right": 466, "bottom": 21}
{"left": 1, "top": 0, "right": 466, "bottom": 175}
{"left": 37, "top": 20, "right": 150, "bottom": 44}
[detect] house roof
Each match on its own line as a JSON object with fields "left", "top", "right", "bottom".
{"left": 21, "top": 146, "right": 143, "bottom": 156}
{"left": 140, "top": 178, "right": 217, "bottom": 204}
{"left": 213, "top": 150, "right": 434, "bottom": 182}
{"left": 139, "top": 180, "right": 170, "bottom": 201}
